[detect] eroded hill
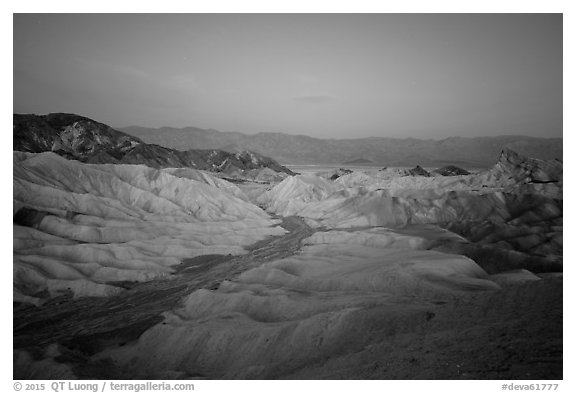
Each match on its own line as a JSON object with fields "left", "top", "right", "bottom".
{"left": 14, "top": 113, "right": 294, "bottom": 177}
{"left": 13, "top": 146, "right": 562, "bottom": 380}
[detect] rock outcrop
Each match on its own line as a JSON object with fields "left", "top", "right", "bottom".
{"left": 491, "top": 147, "right": 562, "bottom": 183}
{"left": 433, "top": 165, "right": 471, "bottom": 176}
{"left": 407, "top": 165, "right": 431, "bottom": 177}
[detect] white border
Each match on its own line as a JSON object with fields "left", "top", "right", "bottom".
{"left": 4, "top": 2, "right": 573, "bottom": 390}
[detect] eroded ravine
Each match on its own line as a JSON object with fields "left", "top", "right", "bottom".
{"left": 13, "top": 216, "right": 315, "bottom": 365}
{"left": 13, "top": 147, "right": 563, "bottom": 380}
{"left": 13, "top": 214, "right": 564, "bottom": 380}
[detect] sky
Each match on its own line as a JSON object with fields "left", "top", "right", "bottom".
{"left": 13, "top": 13, "right": 563, "bottom": 139}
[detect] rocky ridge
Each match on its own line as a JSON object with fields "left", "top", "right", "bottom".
{"left": 14, "top": 113, "right": 294, "bottom": 176}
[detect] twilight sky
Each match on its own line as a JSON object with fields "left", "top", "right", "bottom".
{"left": 13, "top": 13, "right": 562, "bottom": 139}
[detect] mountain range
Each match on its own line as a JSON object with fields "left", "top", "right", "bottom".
{"left": 120, "top": 125, "right": 563, "bottom": 168}
{"left": 13, "top": 113, "right": 294, "bottom": 175}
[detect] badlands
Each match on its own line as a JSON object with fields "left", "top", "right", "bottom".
{"left": 13, "top": 148, "right": 562, "bottom": 379}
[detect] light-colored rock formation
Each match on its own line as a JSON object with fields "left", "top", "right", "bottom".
{"left": 13, "top": 152, "right": 285, "bottom": 302}
{"left": 99, "top": 230, "right": 500, "bottom": 379}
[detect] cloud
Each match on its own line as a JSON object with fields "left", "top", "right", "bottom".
{"left": 293, "top": 94, "right": 338, "bottom": 104}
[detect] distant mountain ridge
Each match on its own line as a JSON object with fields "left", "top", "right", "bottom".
{"left": 13, "top": 113, "right": 294, "bottom": 175}
{"left": 120, "top": 125, "right": 562, "bottom": 168}
{"left": 342, "top": 158, "right": 374, "bottom": 165}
